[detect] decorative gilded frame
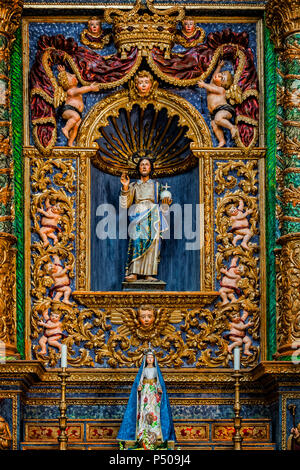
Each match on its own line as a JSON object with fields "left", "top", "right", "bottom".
{"left": 281, "top": 392, "right": 300, "bottom": 450}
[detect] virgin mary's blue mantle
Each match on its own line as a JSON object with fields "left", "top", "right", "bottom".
{"left": 117, "top": 358, "right": 176, "bottom": 444}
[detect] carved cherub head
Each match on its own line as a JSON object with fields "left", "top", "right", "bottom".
{"left": 227, "top": 204, "right": 239, "bottom": 216}
{"left": 57, "top": 66, "right": 78, "bottom": 91}
{"left": 138, "top": 305, "right": 156, "bottom": 329}
{"left": 87, "top": 16, "right": 102, "bottom": 36}
{"left": 134, "top": 71, "right": 154, "bottom": 97}
{"left": 182, "top": 17, "right": 196, "bottom": 36}
{"left": 51, "top": 202, "right": 63, "bottom": 214}
{"left": 49, "top": 311, "right": 62, "bottom": 323}
{"left": 213, "top": 70, "right": 233, "bottom": 90}
{"left": 229, "top": 311, "right": 241, "bottom": 323}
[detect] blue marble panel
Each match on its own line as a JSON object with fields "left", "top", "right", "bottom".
{"left": 22, "top": 401, "right": 272, "bottom": 421}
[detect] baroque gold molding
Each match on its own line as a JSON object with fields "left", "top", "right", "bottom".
{"left": 73, "top": 291, "right": 218, "bottom": 308}
{"left": 24, "top": 140, "right": 266, "bottom": 368}
{"left": 1, "top": 360, "right": 300, "bottom": 384}
{"left": 104, "top": 0, "right": 184, "bottom": 60}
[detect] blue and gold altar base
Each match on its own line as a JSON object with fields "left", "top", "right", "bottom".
{"left": 1, "top": 361, "right": 300, "bottom": 450}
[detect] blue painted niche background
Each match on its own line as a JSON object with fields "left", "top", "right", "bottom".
{"left": 90, "top": 165, "right": 200, "bottom": 291}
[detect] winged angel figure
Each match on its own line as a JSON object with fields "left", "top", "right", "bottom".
{"left": 110, "top": 305, "right": 184, "bottom": 347}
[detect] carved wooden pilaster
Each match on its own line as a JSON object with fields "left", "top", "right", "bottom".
{"left": 266, "top": 0, "right": 300, "bottom": 359}
{"left": 0, "top": 0, "right": 23, "bottom": 359}
{"left": 275, "top": 234, "right": 300, "bottom": 357}
{"left": 0, "top": 233, "right": 17, "bottom": 357}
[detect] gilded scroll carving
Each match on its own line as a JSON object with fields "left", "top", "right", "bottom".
{"left": 29, "top": 154, "right": 76, "bottom": 363}
{"left": 215, "top": 159, "right": 260, "bottom": 367}
{"left": 27, "top": 147, "right": 263, "bottom": 368}
{"left": 276, "top": 235, "right": 300, "bottom": 355}
{"left": 0, "top": 234, "right": 17, "bottom": 353}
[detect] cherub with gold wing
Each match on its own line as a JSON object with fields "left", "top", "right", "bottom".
{"left": 110, "top": 304, "right": 184, "bottom": 347}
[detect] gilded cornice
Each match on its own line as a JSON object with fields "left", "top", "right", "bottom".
{"left": 0, "top": 0, "right": 23, "bottom": 39}
{"left": 265, "top": 0, "right": 300, "bottom": 51}
{"left": 72, "top": 291, "right": 219, "bottom": 308}
{"left": 23, "top": 146, "right": 97, "bottom": 160}
{"left": 191, "top": 146, "right": 266, "bottom": 160}
{"left": 0, "top": 361, "right": 46, "bottom": 383}
{"left": 1, "top": 361, "right": 300, "bottom": 386}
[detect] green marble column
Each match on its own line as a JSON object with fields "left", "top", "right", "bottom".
{"left": 0, "top": 0, "right": 23, "bottom": 358}
{"left": 266, "top": 0, "right": 300, "bottom": 358}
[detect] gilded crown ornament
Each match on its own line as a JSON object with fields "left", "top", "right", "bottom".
{"left": 104, "top": 0, "right": 184, "bottom": 59}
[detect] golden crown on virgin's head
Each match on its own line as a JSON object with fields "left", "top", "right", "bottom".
{"left": 104, "top": 0, "right": 185, "bottom": 59}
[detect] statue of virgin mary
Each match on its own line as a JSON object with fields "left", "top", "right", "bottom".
{"left": 117, "top": 349, "right": 175, "bottom": 449}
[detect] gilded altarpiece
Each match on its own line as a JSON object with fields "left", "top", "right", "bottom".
{"left": 23, "top": 8, "right": 266, "bottom": 371}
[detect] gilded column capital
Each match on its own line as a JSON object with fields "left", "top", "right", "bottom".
{"left": 275, "top": 233, "right": 300, "bottom": 357}
{"left": 0, "top": 0, "right": 23, "bottom": 40}
{"left": 265, "top": 0, "right": 300, "bottom": 50}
